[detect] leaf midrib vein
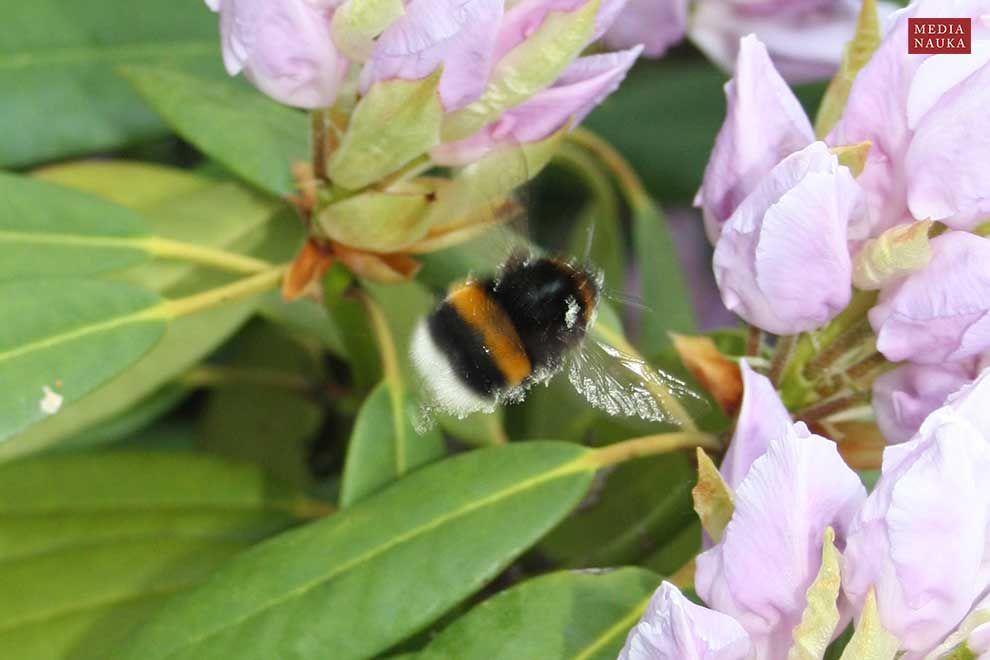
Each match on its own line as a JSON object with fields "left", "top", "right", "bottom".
{"left": 572, "top": 594, "right": 651, "bottom": 660}
{"left": 147, "top": 455, "right": 591, "bottom": 659}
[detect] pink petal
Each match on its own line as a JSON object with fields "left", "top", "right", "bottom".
{"left": 905, "top": 52, "right": 990, "bottom": 230}
{"left": 431, "top": 46, "right": 641, "bottom": 165}
{"left": 843, "top": 403, "right": 990, "bottom": 654}
{"left": 712, "top": 141, "right": 858, "bottom": 334}
{"left": 872, "top": 360, "right": 981, "bottom": 445}
{"left": 619, "top": 582, "right": 751, "bottom": 660}
{"left": 218, "top": 0, "right": 347, "bottom": 108}
{"left": 869, "top": 232, "right": 990, "bottom": 364}
{"left": 360, "top": 0, "right": 503, "bottom": 111}
{"left": 697, "top": 426, "right": 867, "bottom": 658}
{"left": 695, "top": 34, "right": 813, "bottom": 244}
{"left": 603, "top": 0, "right": 688, "bottom": 57}
{"left": 719, "top": 360, "right": 792, "bottom": 489}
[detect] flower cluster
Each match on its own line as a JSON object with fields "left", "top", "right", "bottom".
{"left": 605, "top": 0, "right": 897, "bottom": 81}
{"left": 205, "top": 0, "right": 639, "bottom": 156}
{"left": 621, "top": 363, "right": 990, "bottom": 659}
{"left": 696, "top": 0, "right": 990, "bottom": 442}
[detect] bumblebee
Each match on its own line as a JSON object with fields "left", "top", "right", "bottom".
{"left": 411, "top": 254, "right": 699, "bottom": 423}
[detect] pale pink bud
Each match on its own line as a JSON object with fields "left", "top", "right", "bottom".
{"left": 206, "top": 0, "right": 349, "bottom": 109}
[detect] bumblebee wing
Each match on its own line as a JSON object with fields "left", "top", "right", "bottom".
{"left": 566, "top": 337, "right": 707, "bottom": 426}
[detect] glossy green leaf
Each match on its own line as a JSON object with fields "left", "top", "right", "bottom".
{"left": 442, "top": 0, "right": 598, "bottom": 140}
{"left": 329, "top": 70, "right": 444, "bottom": 190}
{"left": 115, "top": 442, "right": 598, "bottom": 660}
{"left": 417, "top": 568, "right": 659, "bottom": 660}
{"left": 815, "top": 0, "right": 881, "bottom": 138}
{"left": 633, "top": 200, "right": 696, "bottom": 354}
{"left": 340, "top": 381, "right": 445, "bottom": 507}
{"left": 257, "top": 293, "right": 348, "bottom": 359}
{"left": 0, "top": 167, "right": 299, "bottom": 461}
{"left": 121, "top": 66, "right": 309, "bottom": 197}
{"left": 0, "top": 0, "right": 222, "bottom": 168}
{"left": 198, "top": 321, "right": 324, "bottom": 488}
{"left": 0, "top": 451, "right": 322, "bottom": 660}
{"left": 0, "top": 279, "right": 167, "bottom": 444}
{"left": 540, "top": 453, "right": 695, "bottom": 567}
{"left": 316, "top": 188, "right": 431, "bottom": 252}
{"left": 639, "top": 519, "right": 701, "bottom": 576}
{"left": 34, "top": 161, "right": 214, "bottom": 212}
{"left": 0, "top": 171, "right": 151, "bottom": 279}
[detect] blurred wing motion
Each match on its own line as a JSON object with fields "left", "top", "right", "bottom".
{"left": 566, "top": 337, "right": 708, "bottom": 426}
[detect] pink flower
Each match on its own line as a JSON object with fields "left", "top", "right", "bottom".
{"left": 829, "top": 0, "right": 990, "bottom": 238}
{"left": 843, "top": 367, "right": 990, "bottom": 656}
{"left": 619, "top": 581, "right": 751, "bottom": 660}
{"left": 206, "top": 0, "right": 349, "bottom": 109}
{"left": 872, "top": 358, "right": 984, "bottom": 445}
{"left": 712, "top": 141, "right": 863, "bottom": 335}
{"left": 695, "top": 35, "right": 814, "bottom": 243}
{"left": 869, "top": 232, "right": 990, "bottom": 364}
{"left": 358, "top": 0, "right": 504, "bottom": 112}
{"left": 431, "top": 46, "right": 642, "bottom": 165}
{"left": 696, "top": 424, "right": 867, "bottom": 658}
{"left": 719, "top": 360, "right": 792, "bottom": 489}
{"left": 690, "top": 0, "right": 898, "bottom": 83}
{"left": 603, "top": 0, "right": 689, "bottom": 58}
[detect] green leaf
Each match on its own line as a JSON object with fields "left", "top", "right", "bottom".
{"left": 0, "top": 168, "right": 298, "bottom": 461}
{"left": 692, "top": 448, "right": 734, "bottom": 543}
{"left": 340, "top": 381, "right": 445, "bottom": 507}
{"left": 0, "top": 0, "right": 222, "bottom": 168}
{"left": 121, "top": 66, "right": 309, "bottom": 197}
{"left": 815, "top": 0, "right": 881, "bottom": 138}
{"left": 838, "top": 587, "right": 900, "bottom": 660}
{"left": 0, "top": 172, "right": 151, "bottom": 279}
{"left": 0, "top": 451, "right": 321, "bottom": 660}
{"left": 329, "top": 70, "right": 444, "bottom": 190}
{"left": 316, "top": 188, "right": 432, "bottom": 252}
{"left": 789, "top": 527, "right": 842, "bottom": 660}
{"left": 0, "top": 279, "right": 167, "bottom": 443}
{"left": 633, "top": 199, "right": 696, "bottom": 354}
{"left": 416, "top": 568, "right": 659, "bottom": 660}
{"left": 442, "top": 0, "right": 599, "bottom": 140}
{"left": 198, "top": 322, "right": 325, "bottom": 488}
{"left": 257, "top": 293, "right": 348, "bottom": 359}
{"left": 639, "top": 519, "right": 702, "bottom": 576}
{"left": 540, "top": 453, "right": 696, "bottom": 567}
{"left": 114, "top": 442, "right": 598, "bottom": 660}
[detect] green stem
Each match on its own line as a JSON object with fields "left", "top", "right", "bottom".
{"left": 554, "top": 143, "right": 622, "bottom": 222}
{"left": 567, "top": 126, "right": 651, "bottom": 213}
{"left": 745, "top": 324, "right": 764, "bottom": 357}
{"left": 145, "top": 237, "right": 273, "bottom": 274}
{"left": 162, "top": 265, "right": 287, "bottom": 319}
{"left": 768, "top": 334, "right": 797, "bottom": 387}
{"left": 311, "top": 109, "right": 331, "bottom": 181}
{"left": 590, "top": 432, "right": 722, "bottom": 469}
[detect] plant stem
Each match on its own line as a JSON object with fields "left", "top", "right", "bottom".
{"left": 794, "top": 391, "right": 869, "bottom": 423}
{"left": 162, "top": 265, "right": 287, "bottom": 319}
{"left": 554, "top": 143, "right": 622, "bottom": 222}
{"left": 745, "top": 324, "right": 763, "bottom": 357}
{"left": 355, "top": 289, "right": 402, "bottom": 392}
{"left": 311, "top": 109, "right": 331, "bottom": 181}
{"left": 768, "top": 334, "right": 796, "bottom": 386}
{"left": 802, "top": 318, "right": 874, "bottom": 378}
{"left": 145, "top": 237, "right": 274, "bottom": 274}
{"left": 567, "top": 126, "right": 651, "bottom": 212}
{"left": 590, "top": 432, "right": 722, "bottom": 469}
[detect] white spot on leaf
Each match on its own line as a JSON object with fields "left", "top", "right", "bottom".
{"left": 40, "top": 386, "right": 63, "bottom": 415}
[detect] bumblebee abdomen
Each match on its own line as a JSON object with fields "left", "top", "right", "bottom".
{"left": 411, "top": 256, "right": 599, "bottom": 418}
